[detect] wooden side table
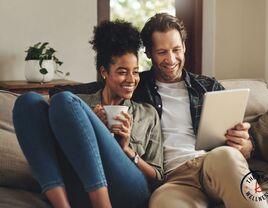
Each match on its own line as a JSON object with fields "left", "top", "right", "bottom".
{"left": 0, "top": 80, "right": 80, "bottom": 95}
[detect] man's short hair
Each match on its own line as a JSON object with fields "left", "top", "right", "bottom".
{"left": 141, "top": 13, "right": 187, "bottom": 52}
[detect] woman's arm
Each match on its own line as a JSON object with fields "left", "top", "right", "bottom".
{"left": 93, "top": 105, "right": 160, "bottom": 181}
{"left": 123, "top": 146, "right": 157, "bottom": 180}
{"left": 110, "top": 111, "right": 159, "bottom": 181}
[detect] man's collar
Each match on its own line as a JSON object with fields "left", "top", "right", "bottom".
{"left": 183, "top": 69, "right": 192, "bottom": 87}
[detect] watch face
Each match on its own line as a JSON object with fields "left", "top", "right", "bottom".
{"left": 134, "top": 154, "right": 139, "bottom": 164}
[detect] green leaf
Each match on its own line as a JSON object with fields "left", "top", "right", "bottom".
{"left": 56, "top": 60, "right": 63, "bottom": 65}
{"left": 25, "top": 47, "right": 42, "bottom": 60}
{"left": 40, "top": 42, "right": 49, "bottom": 51}
{"left": 39, "top": 68, "right": 48, "bottom": 75}
{"left": 39, "top": 59, "right": 43, "bottom": 67}
{"left": 33, "top": 42, "right": 41, "bottom": 48}
{"left": 54, "top": 57, "right": 63, "bottom": 65}
{"left": 55, "top": 69, "right": 63, "bottom": 74}
{"left": 46, "top": 48, "right": 56, "bottom": 55}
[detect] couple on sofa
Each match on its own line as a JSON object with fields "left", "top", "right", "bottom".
{"left": 12, "top": 13, "right": 267, "bottom": 208}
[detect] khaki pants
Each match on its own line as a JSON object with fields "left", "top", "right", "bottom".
{"left": 149, "top": 146, "right": 268, "bottom": 208}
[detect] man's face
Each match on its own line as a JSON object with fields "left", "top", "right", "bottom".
{"left": 149, "top": 29, "right": 186, "bottom": 83}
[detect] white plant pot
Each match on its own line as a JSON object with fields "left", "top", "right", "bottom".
{"left": 25, "top": 60, "right": 56, "bottom": 82}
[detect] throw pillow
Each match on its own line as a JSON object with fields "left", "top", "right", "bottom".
{"left": 0, "top": 90, "right": 18, "bottom": 133}
{"left": 0, "top": 129, "right": 40, "bottom": 192}
{"left": 250, "top": 110, "right": 268, "bottom": 162}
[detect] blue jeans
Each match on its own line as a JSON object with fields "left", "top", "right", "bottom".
{"left": 13, "top": 91, "right": 150, "bottom": 208}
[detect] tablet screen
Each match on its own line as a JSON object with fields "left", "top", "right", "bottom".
{"left": 195, "top": 88, "right": 250, "bottom": 150}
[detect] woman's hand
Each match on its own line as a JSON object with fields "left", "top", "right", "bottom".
{"left": 110, "top": 112, "right": 132, "bottom": 150}
{"left": 111, "top": 112, "right": 158, "bottom": 181}
{"left": 93, "top": 104, "right": 108, "bottom": 126}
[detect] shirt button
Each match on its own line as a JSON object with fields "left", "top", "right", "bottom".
{"left": 157, "top": 104, "right": 161, "bottom": 108}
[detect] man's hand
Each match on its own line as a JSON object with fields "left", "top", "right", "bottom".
{"left": 225, "top": 122, "right": 253, "bottom": 159}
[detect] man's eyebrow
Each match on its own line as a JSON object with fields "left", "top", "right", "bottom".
{"left": 155, "top": 48, "right": 166, "bottom": 52}
{"left": 155, "top": 45, "right": 183, "bottom": 51}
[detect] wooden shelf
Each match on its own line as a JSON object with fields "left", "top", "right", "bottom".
{"left": 0, "top": 79, "right": 80, "bottom": 94}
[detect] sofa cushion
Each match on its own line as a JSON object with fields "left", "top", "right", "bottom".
{"left": 219, "top": 79, "right": 268, "bottom": 122}
{"left": 0, "top": 90, "right": 18, "bottom": 133}
{"left": 0, "top": 90, "right": 40, "bottom": 191}
{"left": 0, "top": 187, "right": 51, "bottom": 208}
{"left": 250, "top": 111, "right": 268, "bottom": 162}
{"left": 0, "top": 128, "right": 40, "bottom": 192}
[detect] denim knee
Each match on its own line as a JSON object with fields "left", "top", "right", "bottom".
{"left": 50, "top": 91, "right": 74, "bottom": 108}
{"left": 49, "top": 91, "right": 87, "bottom": 120}
{"left": 13, "top": 92, "right": 45, "bottom": 116}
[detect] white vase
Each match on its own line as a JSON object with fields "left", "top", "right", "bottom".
{"left": 25, "top": 60, "right": 55, "bottom": 82}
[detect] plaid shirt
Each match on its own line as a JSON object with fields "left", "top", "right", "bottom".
{"left": 132, "top": 68, "right": 225, "bottom": 135}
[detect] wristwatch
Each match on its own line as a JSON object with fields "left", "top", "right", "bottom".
{"left": 131, "top": 152, "right": 140, "bottom": 165}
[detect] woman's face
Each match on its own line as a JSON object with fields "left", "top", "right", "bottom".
{"left": 101, "top": 53, "right": 140, "bottom": 102}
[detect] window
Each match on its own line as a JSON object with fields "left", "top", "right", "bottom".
{"left": 98, "top": 0, "right": 203, "bottom": 74}
{"left": 110, "top": 0, "right": 175, "bottom": 30}
{"left": 110, "top": 0, "right": 175, "bottom": 71}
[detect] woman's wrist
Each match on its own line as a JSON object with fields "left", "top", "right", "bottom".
{"left": 123, "top": 146, "right": 136, "bottom": 159}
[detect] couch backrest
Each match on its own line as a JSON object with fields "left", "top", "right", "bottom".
{"left": 219, "top": 79, "right": 268, "bottom": 122}
{"left": 1, "top": 80, "right": 268, "bottom": 126}
{"left": 0, "top": 90, "right": 40, "bottom": 192}
{"left": 0, "top": 90, "right": 18, "bottom": 133}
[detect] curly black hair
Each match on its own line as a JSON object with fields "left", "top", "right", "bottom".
{"left": 90, "top": 19, "right": 141, "bottom": 72}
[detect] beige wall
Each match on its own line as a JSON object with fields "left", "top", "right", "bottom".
{"left": 0, "top": 0, "right": 97, "bottom": 83}
{"left": 2, "top": 1, "right": 267, "bottom": 82}
{"left": 203, "top": 0, "right": 267, "bottom": 81}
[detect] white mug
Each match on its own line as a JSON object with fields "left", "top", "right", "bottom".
{"left": 103, "top": 105, "right": 129, "bottom": 128}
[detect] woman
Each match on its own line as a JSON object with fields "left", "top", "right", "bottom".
{"left": 12, "top": 20, "right": 163, "bottom": 208}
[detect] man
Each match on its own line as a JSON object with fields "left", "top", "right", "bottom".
{"left": 132, "top": 13, "right": 267, "bottom": 208}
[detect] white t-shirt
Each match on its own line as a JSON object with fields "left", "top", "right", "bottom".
{"left": 156, "top": 80, "right": 205, "bottom": 173}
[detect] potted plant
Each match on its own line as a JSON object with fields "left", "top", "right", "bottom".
{"left": 24, "top": 42, "right": 70, "bottom": 82}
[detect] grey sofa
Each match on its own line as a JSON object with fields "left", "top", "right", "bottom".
{"left": 0, "top": 79, "right": 268, "bottom": 207}
{"left": 0, "top": 90, "right": 51, "bottom": 208}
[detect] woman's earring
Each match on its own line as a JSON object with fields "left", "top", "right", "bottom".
{"left": 103, "top": 76, "right": 106, "bottom": 80}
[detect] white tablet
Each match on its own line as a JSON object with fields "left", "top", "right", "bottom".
{"left": 195, "top": 88, "right": 250, "bottom": 150}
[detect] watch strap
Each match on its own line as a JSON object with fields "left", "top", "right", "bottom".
{"left": 131, "top": 152, "right": 140, "bottom": 165}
